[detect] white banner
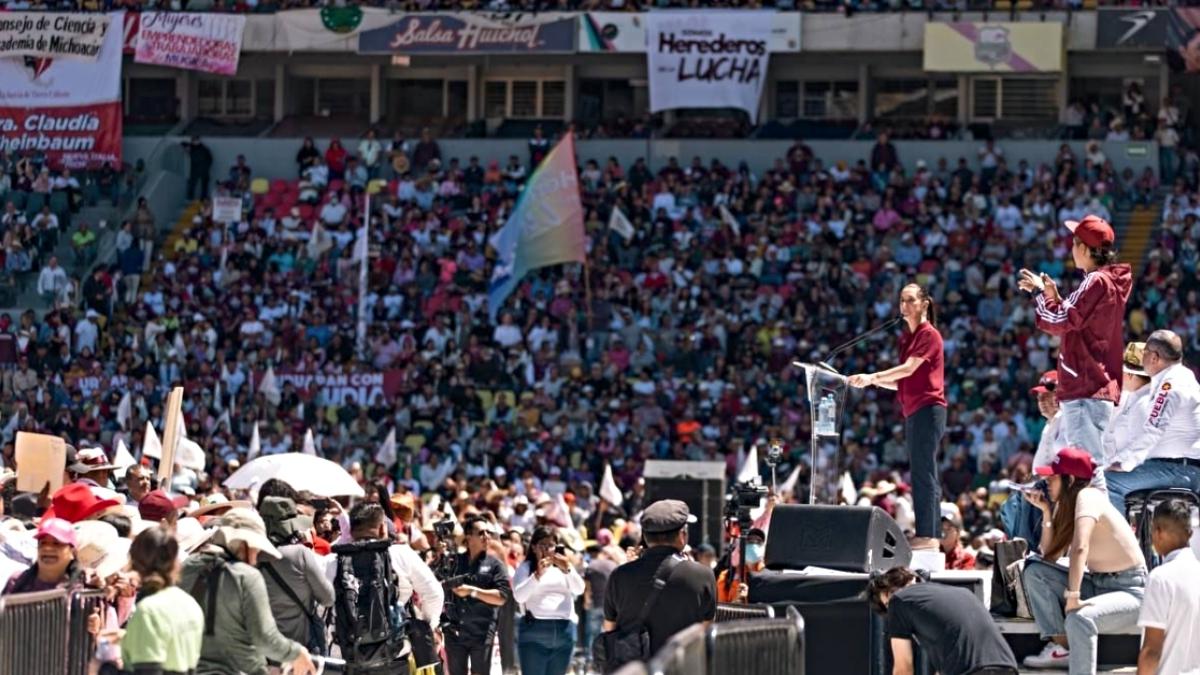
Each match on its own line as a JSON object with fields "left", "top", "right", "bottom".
{"left": 212, "top": 196, "right": 242, "bottom": 224}
{"left": 645, "top": 12, "right": 772, "bottom": 123}
{"left": 135, "top": 12, "right": 245, "bottom": 76}
{"left": 580, "top": 12, "right": 799, "bottom": 53}
{"left": 0, "top": 13, "right": 111, "bottom": 61}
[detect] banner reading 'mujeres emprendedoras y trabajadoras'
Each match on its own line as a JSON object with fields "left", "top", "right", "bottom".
{"left": 646, "top": 12, "right": 773, "bottom": 123}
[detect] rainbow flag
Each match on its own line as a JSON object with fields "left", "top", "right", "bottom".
{"left": 487, "top": 133, "right": 586, "bottom": 321}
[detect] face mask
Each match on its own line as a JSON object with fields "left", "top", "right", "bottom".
{"left": 745, "top": 543, "right": 765, "bottom": 564}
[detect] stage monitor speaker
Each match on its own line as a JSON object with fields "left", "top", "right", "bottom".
{"left": 643, "top": 460, "right": 725, "bottom": 553}
{"left": 763, "top": 504, "right": 911, "bottom": 573}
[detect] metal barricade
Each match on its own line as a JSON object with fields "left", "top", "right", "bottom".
{"left": 68, "top": 590, "right": 105, "bottom": 675}
{"left": 706, "top": 606, "right": 806, "bottom": 675}
{"left": 0, "top": 589, "right": 71, "bottom": 675}
{"left": 646, "top": 624, "right": 706, "bottom": 675}
{"left": 715, "top": 602, "right": 775, "bottom": 622}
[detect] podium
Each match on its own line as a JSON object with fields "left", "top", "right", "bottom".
{"left": 795, "top": 362, "right": 849, "bottom": 505}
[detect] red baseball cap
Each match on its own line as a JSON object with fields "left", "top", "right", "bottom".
{"left": 138, "top": 490, "right": 189, "bottom": 523}
{"left": 1035, "top": 447, "right": 1096, "bottom": 481}
{"left": 1030, "top": 370, "right": 1058, "bottom": 394}
{"left": 1065, "top": 215, "right": 1115, "bottom": 249}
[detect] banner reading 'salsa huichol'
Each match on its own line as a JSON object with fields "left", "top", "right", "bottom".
{"left": 0, "top": 11, "right": 123, "bottom": 169}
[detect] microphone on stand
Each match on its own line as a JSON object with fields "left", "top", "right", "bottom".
{"left": 793, "top": 316, "right": 904, "bottom": 373}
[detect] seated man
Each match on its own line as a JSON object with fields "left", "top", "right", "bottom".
{"left": 869, "top": 567, "right": 1018, "bottom": 675}
{"left": 998, "top": 370, "right": 1064, "bottom": 548}
{"left": 1105, "top": 330, "right": 1200, "bottom": 515}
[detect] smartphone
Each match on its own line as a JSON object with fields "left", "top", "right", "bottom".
{"left": 555, "top": 545, "right": 566, "bottom": 556}
{"left": 1019, "top": 268, "right": 1045, "bottom": 292}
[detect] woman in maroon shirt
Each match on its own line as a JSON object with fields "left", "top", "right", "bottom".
{"left": 849, "top": 283, "right": 947, "bottom": 550}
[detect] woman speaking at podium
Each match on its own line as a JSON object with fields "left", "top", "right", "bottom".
{"left": 848, "top": 284, "right": 946, "bottom": 551}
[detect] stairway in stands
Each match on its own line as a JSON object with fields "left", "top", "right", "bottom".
{"left": 161, "top": 201, "right": 204, "bottom": 260}
{"left": 1114, "top": 204, "right": 1159, "bottom": 277}
{"left": 9, "top": 201, "right": 119, "bottom": 311}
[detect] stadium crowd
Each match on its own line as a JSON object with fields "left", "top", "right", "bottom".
{"left": 2, "top": 114, "right": 1200, "bottom": 672}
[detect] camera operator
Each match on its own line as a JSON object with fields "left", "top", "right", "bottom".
{"left": 717, "top": 527, "right": 765, "bottom": 603}
{"left": 441, "top": 514, "right": 513, "bottom": 675}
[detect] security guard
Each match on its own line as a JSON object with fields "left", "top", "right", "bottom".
{"left": 442, "top": 514, "right": 513, "bottom": 675}
{"left": 602, "top": 500, "right": 717, "bottom": 655}
{"left": 1106, "top": 329, "right": 1200, "bottom": 513}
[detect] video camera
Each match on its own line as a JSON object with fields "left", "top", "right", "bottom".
{"left": 725, "top": 481, "right": 768, "bottom": 530}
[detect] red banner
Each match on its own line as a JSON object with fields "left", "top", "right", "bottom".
{"left": 0, "top": 102, "right": 121, "bottom": 169}
{"left": 256, "top": 370, "right": 406, "bottom": 405}
{"left": 123, "top": 11, "right": 140, "bottom": 55}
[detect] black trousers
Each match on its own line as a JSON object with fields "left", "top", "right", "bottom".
{"left": 906, "top": 404, "right": 946, "bottom": 539}
{"left": 187, "top": 171, "right": 209, "bottom": 200}
{"left": 445, "top": 638, "right": 492, "bottom": 675}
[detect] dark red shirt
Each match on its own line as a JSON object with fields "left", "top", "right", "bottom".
{"left": 897, "top": 321, "right": 947, "bottom": 418}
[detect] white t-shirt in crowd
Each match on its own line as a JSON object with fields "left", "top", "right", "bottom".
{"left": 1138, "top": 547, "right": 1200, "bottom": 675}
{"left": 511, "top": 560, "right": 584, "bottom": 622}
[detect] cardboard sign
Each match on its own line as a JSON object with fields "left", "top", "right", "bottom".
{"left": 15, "top": 431, "right": 67, "bottom": 494}
{"left": 157, "top": 386, "right": 184, "bottom": 485}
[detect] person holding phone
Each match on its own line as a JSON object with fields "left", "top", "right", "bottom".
{"left": 1017, "top": 215, "right": 1131, "bottom": 482}
{"left": 848, "top": 283, "right": 946, "bottom": 551}
{"left": 1020, "top": 447, "right": 1146, "bottom": 672}
{"left": 512, "top": 526, "right": 584, "bottom": 675}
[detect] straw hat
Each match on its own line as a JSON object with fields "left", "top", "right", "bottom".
{"left": 213, "top": 508, "right": 280, "bottom": 559}
{"left": 74, "top": 521, "right": 131, "bottom": 579}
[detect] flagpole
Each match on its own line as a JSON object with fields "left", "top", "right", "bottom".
{"left": 583, "top": 257, "right": 594, "bottom": 333}
{"left": 356, "top": 192, "right": 370, "bottom": 360}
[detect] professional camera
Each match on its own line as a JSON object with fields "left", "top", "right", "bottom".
{"left": 725, "top": 481, "right": 768, "bottom": 529}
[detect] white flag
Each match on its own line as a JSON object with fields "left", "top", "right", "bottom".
{"left": 599, "top": 464, "right": 623, "bottom": 507}
{"left": 142, "top": 421, "right": 162, "bottom": 460}
{"left": 352, "top": 224, "right": 370, "bottom": 263}
{"left": 213, "top": 380, "right": 224, "bottom": 412}
{"left": 113, "top": 438, "right": 136, "bottom": 479}
{"left": 307, "top": 222, "right": 332, "bottom": 258}
{"left": 302, "top": 428, "right": 317, "bottom": 456}
{"left": 374, "top": 427, "right": 397, "bottom": 467}
{"left": 177, "top": 437, "right": 206, "bottom": 472}
{"left": 259, "top": 365, "right": 282, "bottom": 406}
{"left": 737, "top": 443, "right": 760, "bottom": 484}
{"left": 608, "top": 207, "right": 635, "bottom": 243}
{"left": 779, "top": 463, "right": 803, "bottom": 499}
{"left": 116, "top": 392, "right": 131, "bottom": 431}
{"left": 215, "top": 410, "right": 232, "bottom": 433}
{"left": 247, "top": 421, "right": 261, "bottom": 460}
{"left": 719, "top": 204, "right": 741, "bottom": 237}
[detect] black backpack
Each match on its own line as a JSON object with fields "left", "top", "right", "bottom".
{"left": 331, "top": 539, "right": 408, "bottom": 668}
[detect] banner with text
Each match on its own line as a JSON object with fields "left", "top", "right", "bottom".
{"left": 135, "top": 12, "right": 246, "bottom": 76}
{"left": 581, "top": 12, "right": 799, "bottom": 53}
{"left": 0, "top": 12, "right": 111, "bottom": 61}
{"left": 0, "top": 11, "right": 123, "bottom": 169}
{"left": 255, "top": 369, "right": 405, "bottom": 405}
{"left": 923, "top": 22, "right": 1063, "bottom": 72}
{"left": 646, "top": 12, "right": 773, "bottom": 123}
{"left": 358, "top": 13, "right": 576, "bottom": 54}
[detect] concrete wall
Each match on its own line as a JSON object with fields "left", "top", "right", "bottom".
{"left": 123, "top": 137, "right": 1159, "bottom": 182}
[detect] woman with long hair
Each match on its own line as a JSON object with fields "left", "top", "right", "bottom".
{"left": 848, "top": 283, "right": 947, "bottom": 550}
{"left": 121, "top": 526, "right": 205, "bottom": 674}
{"left": 511, "top": 526, "right": 583, "bottom": 675}
{"left": 1020, "top": 448, "right": 1146, "bottom": 673}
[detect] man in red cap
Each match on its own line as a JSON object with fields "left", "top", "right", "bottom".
{"left": 1018, "top": 214, "right": 1131, "bottom": 485}
{"left": 999, "top": 370, "right": 1068, "bottom": 551}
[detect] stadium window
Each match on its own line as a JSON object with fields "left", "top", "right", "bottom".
{"left": 227, "top": 80, "right": 252, "bottom": 117}
{"left": 126, "top": 78, "right": 178, "bottom": 123}
{"left": 198, "top": 80, "right": 223, "bottom": 117}
{"left": 511, "top": 81, "right": 538, "bottom": 118}
{"left": 484, "top": 81, "right": 507, "bottom": 118}
{"left": 874, "top": 79, "right": 936, "bottom": 119}
{"left": 447, "top": 81, "right": 468, "bottom": 118}
{"left": 541, "top": 81, "right": 565, "bottom": 118}
{"left": 256, "top": 80, "right": 275, "bottom": 120}
{"left": 391, "top": 80, "right": 445, "bottom": 118}
{"left": 971, "top": 77, "right": 1058, "bottom": 121}
{"left": 775, "top": 81, "right": 799, "bottom": 119}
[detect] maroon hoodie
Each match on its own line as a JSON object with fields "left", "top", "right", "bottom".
{"left": 1033, "top": 263, "right": 1132, "bottom": 403}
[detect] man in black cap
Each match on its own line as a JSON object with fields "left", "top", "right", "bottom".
{"left": 602, "top": 499, "right": 717, "bottom": 655}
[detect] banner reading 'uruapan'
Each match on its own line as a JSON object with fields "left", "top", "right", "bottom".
{"left": 0, "top": 11, "right": 123, "bottom": 169}
{"left": 135, "top": 12, "right": 246, "bottom": 76}
{"left": 0, "top": 12, "right": 111, "bottom": 61}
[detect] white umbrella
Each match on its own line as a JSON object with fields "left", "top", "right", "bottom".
{"left": 224, "top": 452, "right": 364, "bottom": 498}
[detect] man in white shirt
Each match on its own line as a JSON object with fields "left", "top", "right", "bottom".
{"left": 74, "top": 310, "right": 100, "bottom": 354}
{"left": 1137, "top": 498, "right": 1200, "bottom": 675}
{"left": 319, "top": 196, "right": 348, "bottom": 227}
{"left": 1106, "top": 330, "right": 1200, "bottom": 514}
{"left": 36, "top": 256, "right": 68, "bottom": 303}
{"left": 327, "top": 502, "right": 443, "bottom": 672}
{"left": 1102, "top": 342, "right": 1154, "bottom": 465}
